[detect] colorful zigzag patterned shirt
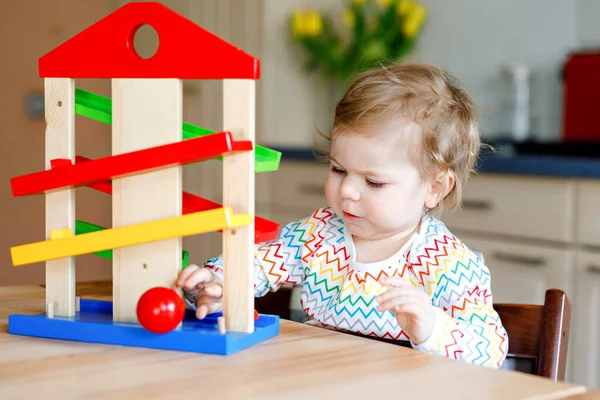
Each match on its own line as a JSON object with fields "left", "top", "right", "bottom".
{"left": 205, "top": 207, "right": 508, "bottom": 368}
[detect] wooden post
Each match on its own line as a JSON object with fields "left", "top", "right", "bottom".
{"left": 45, "top": 78, "right": 76, "bottom": 317}
{"left": 111, "top": 78, "right": 183, "bottom": 323}
{"left": 222, "top": 79, "right": 255, "bottom": 333}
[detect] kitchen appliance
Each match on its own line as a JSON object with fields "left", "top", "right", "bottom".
{"left": 562, "top": 50, "right": 600, "bottom": 142}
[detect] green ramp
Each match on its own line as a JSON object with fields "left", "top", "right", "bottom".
{"left": 75, "top": 220, "right": 190, "bottom": 269}
{"left": 74, "top": 88, "right": 281, "bottom": 173}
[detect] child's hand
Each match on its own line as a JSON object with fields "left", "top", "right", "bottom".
{"left": 376, "top": 277, "right": 436, "bottom": 345}
{"left": 175, "top": 264, "right": 223, "bottom": 320}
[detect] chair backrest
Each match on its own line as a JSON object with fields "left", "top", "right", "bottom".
{"left": 494, "top": 288, "right": 572, "bottom": 381}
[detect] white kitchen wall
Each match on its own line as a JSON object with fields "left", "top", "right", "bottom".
{"left": 261, "top": 0, "right": 340, "bottom": 148}
{"left": 410, "top": 0, "right": 578, "bottom": 142}
{"left": 578, "top": 0, "right": 600, "bottom": 46}
{"left": 259, "top": 0, "right": 596, "bottom": 146}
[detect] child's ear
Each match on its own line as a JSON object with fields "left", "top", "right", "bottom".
{"left": 424, "top": 171, "right": 455, "bottom": 209}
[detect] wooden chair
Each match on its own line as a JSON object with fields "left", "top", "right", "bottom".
{"left": 495, "top": 288, "right": 572, "bottom": 381}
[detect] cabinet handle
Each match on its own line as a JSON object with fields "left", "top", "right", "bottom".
{"left": 491, "top": 251, "right": 546, "bottom": 267}
{"left": 298, "top": 183, "right": 325, "bottom": 196}
{"left": 587, "top": 265, "right": 600, "bottom": 274}
{"left": 462, "top": 199, "right": 492, "bottom": 211}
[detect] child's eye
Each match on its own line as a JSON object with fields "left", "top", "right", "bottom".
{"left": 331, "top": 166, "right": 346, "bottom": 175}
{"left": 366, "top": 179, "right": 385, "bottom": 188}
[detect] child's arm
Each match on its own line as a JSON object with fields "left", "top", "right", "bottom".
{"left": 401, "top": 233, "right": 508, "bottom": 368}
{"left": 203, "top": 215, "right": 316, "bottom": 296}
{"left": 177, "top": 214, "right": 321, "bottom": 318}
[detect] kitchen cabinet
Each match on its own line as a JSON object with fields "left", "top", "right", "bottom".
{"left": 441, "top": 174, "right": 575, "bottom": 243}
{"left": 451, "top": 234, "right": 574, "bottom": 305}
{"left": 570, "top": 249, "right": 600, "bottom": 389}
{"left": 576, "top": 180, "right": 600, "bottom": 247}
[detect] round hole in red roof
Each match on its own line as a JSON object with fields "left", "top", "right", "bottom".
{"left": 133, "top": 24, "right": 159, "bottom": 60}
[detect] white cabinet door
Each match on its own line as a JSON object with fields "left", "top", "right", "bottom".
{"left": 575, "top": 180, "right": 600, "bottom": 248}
{"left": 440, "top": 174, "right": 575, "bottom": 243}
{"left": 455, "top": 234, "right": 574, "bottom": 305}
{"left": 570, "top": 250, "right": 600, "bottom": 388}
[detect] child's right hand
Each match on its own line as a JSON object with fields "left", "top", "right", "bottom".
{"left": 175, "top": 264, "right": 223, "bottom": 320}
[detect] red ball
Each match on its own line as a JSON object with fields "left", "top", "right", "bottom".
{"left": 136, "top": 287, "right": 185, "bottom": 334}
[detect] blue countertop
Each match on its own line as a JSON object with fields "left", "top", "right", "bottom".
{"left": 475, "top": 152, "right": 600, "bottom": 178}
{"left": 271, "top": 146, "right": 600, "bottom": 179}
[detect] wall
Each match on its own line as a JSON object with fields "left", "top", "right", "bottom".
{"left": 261, "top": 0, "right": 340, "bottom": 148}
{"left": 260, "top": 0, "right": 586, "bottom": 146}
{"left": 578, "top": 0, "right": 600, "bottom": 46}
{"left": 410, "top": 0, "right": 578, "bottom": 142}
{"left": 0, "top": 1, "right": 117, "bottom": 286}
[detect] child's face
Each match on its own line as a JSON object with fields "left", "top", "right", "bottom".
{"left": 325, "top": 128, "right": 435, "bottom": 241}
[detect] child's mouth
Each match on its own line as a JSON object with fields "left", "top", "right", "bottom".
{"left": 343, "top": 211, "right": 361, "bottom": 220}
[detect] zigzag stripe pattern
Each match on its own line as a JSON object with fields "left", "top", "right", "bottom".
{"left": 408, "top": 216, "right": 508, "bottom": 367}
{"left": 205, "top": 208, "right": 508, "bottom": 368}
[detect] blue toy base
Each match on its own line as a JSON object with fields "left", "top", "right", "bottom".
{"left": 7, "top": 299, "right": 280, "bottom": 355}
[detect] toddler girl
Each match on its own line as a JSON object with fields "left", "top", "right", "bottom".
{"left": 176, "top": 63, "right": 508, "bottom": 368}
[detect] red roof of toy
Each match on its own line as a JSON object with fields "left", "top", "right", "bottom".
{"left": 38, "top": 2, "right": 260, "bottom": 79}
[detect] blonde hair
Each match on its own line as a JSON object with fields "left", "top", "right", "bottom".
{"left": 316, "top": 63, "right": 481, "bottom": 215}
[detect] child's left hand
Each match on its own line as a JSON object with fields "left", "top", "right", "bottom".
{"left": 376, "top": 277, "right": 436, "bottom": 345}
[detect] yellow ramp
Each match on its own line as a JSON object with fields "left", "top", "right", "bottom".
{"left": 11, "top": 207, "right": 251, "bottom": 266}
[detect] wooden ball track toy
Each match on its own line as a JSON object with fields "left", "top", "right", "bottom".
{"left": 7, "top": 1, "right": 281, "bottom": 355}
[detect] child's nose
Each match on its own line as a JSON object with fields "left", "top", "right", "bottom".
{"left": 340, "top": 177, "right": 360, "bottom": 201}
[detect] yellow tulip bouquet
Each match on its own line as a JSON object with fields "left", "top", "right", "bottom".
{"left": 289, "top": 0, "right": 428, "bottom": 83}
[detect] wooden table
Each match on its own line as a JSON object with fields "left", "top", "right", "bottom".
{"left": 565, "top": 390, "right": 600, "bottom": 399}
{"left": 0, "top": 282, "right": 589, "bottom": 399}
